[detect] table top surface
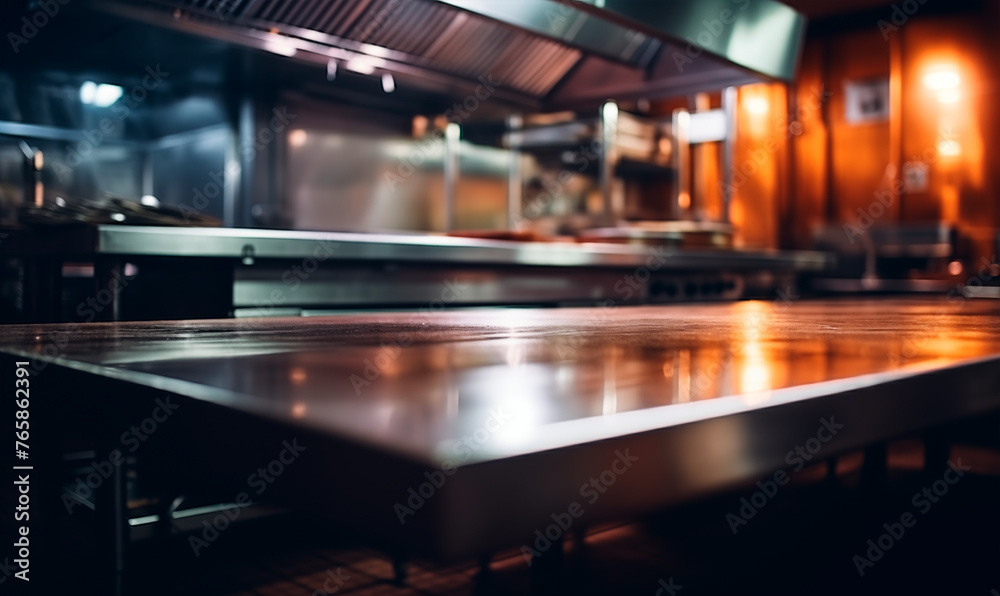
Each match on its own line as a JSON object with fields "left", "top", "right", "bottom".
{"left": 2, "top": 297, "right": 999, "bottom": 465}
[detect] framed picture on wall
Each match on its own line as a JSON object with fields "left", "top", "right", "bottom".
{"left": 845, "top": 77, "right": 890, "bottom": 123}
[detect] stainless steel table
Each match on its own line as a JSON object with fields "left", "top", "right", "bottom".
{"left": 1, "top": 298, "right": 999, "bottom": 563}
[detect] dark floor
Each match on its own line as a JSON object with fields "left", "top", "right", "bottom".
{"left": 105, "top": 440, "right": 1000, "bottom": 596}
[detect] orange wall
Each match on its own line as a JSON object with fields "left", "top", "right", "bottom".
{"left": 788, "top": 37, "right": 830, "bottom": 249}
{"left": 730, "top": 83, "right": 789, "bottom": 249}
{"left": 788, "top": 5, "right": 1000, "bottom": 262}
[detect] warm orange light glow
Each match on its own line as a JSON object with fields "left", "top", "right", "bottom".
{"left": 745, "top": 96, "right": 769, "bottom": 115}
{"left": 657, "top": 137, "right": 672, "bottom": 159}
{"left": 677, "top": 350, "right": 690, "bottom": 403}
{"left": 923, "top": 70, "right": 960, "bottom": 90}
{"left": 412, "top": 115, "right": 429, "bottom": 137}
{"left": 941, "top": 184, "right": 959, "bottom": 223}
{"left": 678, "top": 191, "right": 691, "bottom": 210}
{"left": 937, "top": 139, "right": 961, "bottom": 157}
{"left": 662, "top": 361, "right": 673, "bottom": 378}
{"left": 948, "top": 261, "right": 963, "bottom": 276}
{"left": 936, "top": 89, "right": 961, "bottom": 104}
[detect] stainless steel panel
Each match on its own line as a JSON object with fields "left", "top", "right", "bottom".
{"left": 285, "top": 132, "right": 446, "bottom": 233}
{"left": 92, "top": 225, "right": 832, "bottom": 271}
{"left": 92, "top": 0, "right": 803, "bottom": 111}
{"left": 572, "top": 0, "right": 807, "bottom": 82}
{"left": 150, "top": 125, "right": 230, "bottom": 221}
{"left": 231, "top": 268, "right": 744, "bottom": 309}
{"left": 454, "top": 140, "right": 510, "bottom": 230}
{"left": 0, "top": 135, "right": 143, "bottom": 207}
{"left": 436, "top": 0, "right": 657, "bottom": 65}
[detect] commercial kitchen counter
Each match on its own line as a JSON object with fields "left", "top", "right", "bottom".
{"left": 2, "top": 297, "right": 998, "bottom": 570}
{"left": 1, "top": 224, "right": 833, "bottom": 321}
{"left": 2, "top": 223, "right": 830, "bottom": 268}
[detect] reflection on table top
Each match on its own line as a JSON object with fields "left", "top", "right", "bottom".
{"left": 2, "top": 298, "right": 999, "bottom": 463}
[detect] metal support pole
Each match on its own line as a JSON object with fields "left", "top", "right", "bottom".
{"left": 95, "top": 258, "right": 124, "bottom": 322}
{"left": 672, "top": 109, "right": 691, "bottom": 220}
{"left": 599, "top": 101, "right": 621, "bottom": 227}
{"left": 507, "top": 114, "right": 523, "bottom": 230}
{"left": 444, "top": 123, "right": 461, "bottom": 233}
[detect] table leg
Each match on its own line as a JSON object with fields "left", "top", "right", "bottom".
{"left": 391, "top": 551, "right": 407, "bottom": 586}
{"left": 825, "top": 456, "right": 839, "bottom": 486}
{"left": 94, "top": 258, "right": 124, "bottom": 322}
{"left": 861, "top": 442, "right": 887, "bottom": 491}
{"left": 924, "top": 431, "right": 951, "bottom": 479}
{"left": 21, "top": 256, "right": 62, "bottom": 322}
{"left": 530, "top": 534, "right": 564, "bottom": 594}
{"left": 96, "top": 429, "right": 128, "bottom": 595}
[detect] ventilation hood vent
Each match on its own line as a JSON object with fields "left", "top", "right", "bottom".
{"left": 89, "top": 0, "right": 805, "bottom": 110}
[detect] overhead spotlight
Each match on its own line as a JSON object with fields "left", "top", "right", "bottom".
{"left": 345, "top": 55, "right": 377, "bottom": 75}
{"left": 80, "top": 81, "right": 97, "bottom": 104}
{"left": 326, "top": 59, "right": 338, "bottom": 81}
{"left": 80, "top": 81, "right": 123, "bottom": 107}
{"left": 381, "top": 73, "right": 395, "bottom": 93}
{"left": 262, "top": 33, "right": 297, "bottom": 57}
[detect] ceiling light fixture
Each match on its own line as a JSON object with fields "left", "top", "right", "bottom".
{"left": 381, "top": 73, "right": 395, "bottom": 93}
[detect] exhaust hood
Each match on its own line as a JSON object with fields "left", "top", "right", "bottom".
{"left": 88, "top": 0, "right": 805, "bottom": 110}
